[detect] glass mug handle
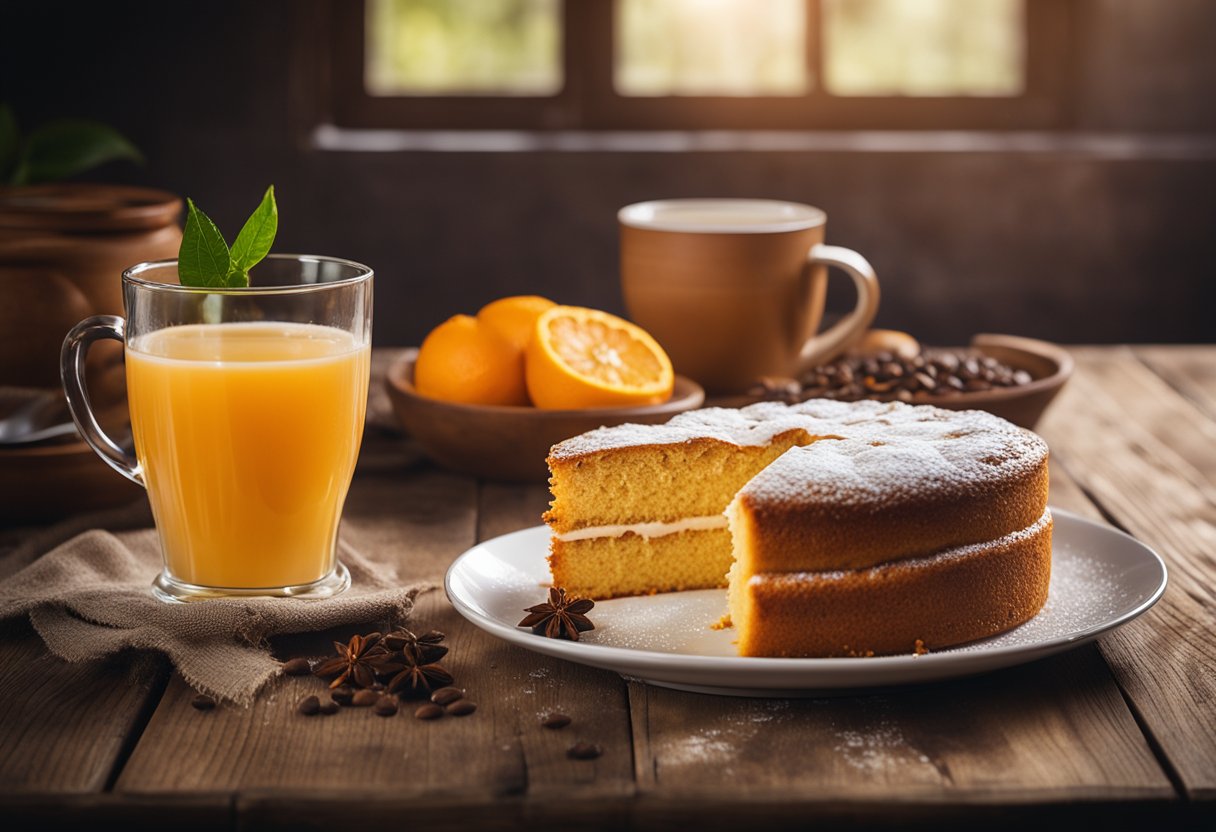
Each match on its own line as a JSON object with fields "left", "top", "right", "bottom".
{"left": 60, "top": 315, "right": 143, "bottom": 486}
{"left": 797, "top": 243, "right": 881, "bottom": 372}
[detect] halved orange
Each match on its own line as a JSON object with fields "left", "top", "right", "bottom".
{"left": 525, "top": 306, "right": 674, "bottom": 409}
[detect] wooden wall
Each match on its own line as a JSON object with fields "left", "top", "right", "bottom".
{"left": 2, "top": 0, "right": 1213, "bottom": 346}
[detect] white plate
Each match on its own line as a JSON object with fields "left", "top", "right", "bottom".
{"left": 444, "top": 508, "right": 1167, "bottom": 695}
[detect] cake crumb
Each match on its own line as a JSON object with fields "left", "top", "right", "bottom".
{"left": 710, "top": 614, "right": 733, "bottom": 631}
{"left": 913, "top": 639, "right": 928, "bottom": 656}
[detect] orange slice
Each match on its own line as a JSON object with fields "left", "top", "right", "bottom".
{"left": 525, "top": 306, "right": 674, "bottom": 409}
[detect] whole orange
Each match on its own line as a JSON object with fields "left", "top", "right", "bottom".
{"left": 414, "top": 314, "right": 529, "bottom": 406}
{"left": 478, "top": 295, "right": 556, "bottom": 352}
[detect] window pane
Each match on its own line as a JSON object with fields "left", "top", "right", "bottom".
{"left": 616, "top": 0, "right": 808, "bottom": 96}
{"left": 365, "top": 0, "right": 562, "bottom": 96}
{"left": 823, "top": 0, "right": 1023, "bottom": 96}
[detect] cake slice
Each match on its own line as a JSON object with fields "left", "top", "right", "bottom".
{"left": 544, "top": 399, "right": 1051, "bottom": 655}
{"left": 545, "top": 420, "right": 829, "bottom": 599}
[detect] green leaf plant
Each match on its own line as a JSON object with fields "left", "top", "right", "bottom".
{"left": 0, "top": 103, "right": 143, "bottom": 185}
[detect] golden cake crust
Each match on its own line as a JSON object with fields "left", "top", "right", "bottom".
{"left": 734, "top": 448, "right": 1049, "bottom": 573}
{"left": 732, "top": 511, "right": 1053, "bottom": 657}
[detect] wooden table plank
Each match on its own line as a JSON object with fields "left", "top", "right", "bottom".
{"left": 623, "top": 459, "right": 1173, "bottom": 809}
{"left": 6, "top": 345, "right": 1213, "bottom": 827}
{"left": 628, "top": 635, "right": 1169, "bottom": 805}
{"left": 113, "top": 468, "right": 635, "bottom": 818}
{"left": 6, "top": 794, "right": 231, "bottom": 831}
{"left": 1136, "top": 345, "right": 1216, "bottom": 420}
{"left": 1037, "top": 348, "right": 1216, "bottom": 801}
{"left": 474, "top": 482, "right": 636, "bottom": 803}
{"left": 0, "top": 620, "right": 168, "bottom": 794}
{"left": 1069, "top": 346, "right": 1216, "bottom": 489}
{"left": 112, "top": 464, "right": 500, "bottom": 795}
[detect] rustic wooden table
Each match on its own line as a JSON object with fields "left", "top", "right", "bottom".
{"left": 1, "top": 346, "right": 1213, "bottom": 830}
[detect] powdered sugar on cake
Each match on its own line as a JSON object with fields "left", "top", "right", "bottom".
{"left": 738, "top": 405, "right": 1046, "bottom": 509}
{"left": 551, "top": 399, "right": 1047, "bottom": 512}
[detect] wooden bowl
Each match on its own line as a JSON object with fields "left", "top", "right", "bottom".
{"left": 930, "top": 333, "right": 1074, "bottom": 429}
{"left": 385, "top": 349, "right": 706, "bottom": 482}
{"left": 713, "top": 333, "right": 1072, "bottom": 430}
{"left": 0, "top": 439, "right": 145, "bottom": 525}
{"left": 807, "top": 333, "right": 1072, "bottom": 429}
{"left": 824, "top": 333, "right": 1074, "bottom": 429}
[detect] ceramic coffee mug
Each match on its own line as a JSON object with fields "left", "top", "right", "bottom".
{"left": 620, "top": 199, "right": 879, "bottom": 394}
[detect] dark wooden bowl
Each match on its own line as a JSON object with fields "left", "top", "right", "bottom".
{"left": 385, "top": 349, "right": 706, "bottom": 482}
{"left": 712, "top": 333, "right": 1073, "bottom": 430}
{"left": 932, "top": 333, "right": 1074, "bottom": 429}
{"left": 0, "top": 439, "right": 145, "bottom": 525}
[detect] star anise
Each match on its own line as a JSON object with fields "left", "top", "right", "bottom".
{"left": 518, "top": 587, "right": 595, "bottom": 641}
{"left": 381, "top": 628, "right": 449, "bottom": 664}
{"left": 312, "top": 632, "right": 387, "bottom": 689}
{"left": 387, "top": 660, "right": 455, "bottom": 698}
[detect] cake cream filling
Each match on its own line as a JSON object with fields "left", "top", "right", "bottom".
{"left": 556, "top": 515, "right": 728, "bottom": 543}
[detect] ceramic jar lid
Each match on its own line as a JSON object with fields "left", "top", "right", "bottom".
{"left": 0, "top": 183, "right": 182, "bottom": 232}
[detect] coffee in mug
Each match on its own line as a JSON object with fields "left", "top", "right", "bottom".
{"left": 619, "top": 199, "right": 879, "bottom": 394}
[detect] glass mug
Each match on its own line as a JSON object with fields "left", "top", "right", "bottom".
{"left": 61, "top": 254, "right": 373, "bottom": 602}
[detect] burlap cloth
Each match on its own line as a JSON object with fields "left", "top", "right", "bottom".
{"left": 0, "top": 500, "right": 429, "bottom": 705}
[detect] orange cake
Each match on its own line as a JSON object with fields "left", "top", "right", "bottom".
{"left": 544, "top": 399, "right": 1051, "bottom": 656}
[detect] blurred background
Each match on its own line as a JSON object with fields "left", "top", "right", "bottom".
{"left": 2, "top": 0, "right": 1213, "bottom": 346}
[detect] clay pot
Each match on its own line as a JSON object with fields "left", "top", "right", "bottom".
{"left": 0, "top": 184, "right": 181, "bottom": 524}
{"left": 0, "top": 183, "right": 182, "bottom": 388}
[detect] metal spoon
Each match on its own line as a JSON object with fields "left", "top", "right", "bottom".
{"left": 0, "top": 391, "right": 79, "bottom": 446}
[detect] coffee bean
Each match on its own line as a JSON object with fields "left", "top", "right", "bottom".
{"left": 369, "top": 682, "right": 386, "bottom": 692}
{"left": 297, "top": 695, "right": 321, "bottom": 716}
{"left": 414, "top": 703, "right": 444, "bottom": 720}
{"left": 541, "top": 713, "right": 572, "bottom": 729}
{"left": 331, "top": 686, "right": 355, "bottom": 706}
{"left": 753, "top": 345, "right": 1034, "bottom": 407}
{"left": 319, "top": 701, "right": 339, "bottom": 716}
{"left": 430, "top": 686, "right": 465, "bottom": 706}
{"left": 446, "top": 700, "right": 477, "bottom": 717}
{"left": 191, "top": 694, "right": 216, "bottom": 711}
{"left": 567, "top": 741, "right": 603, "bottom": 760}
{"left": 281, "top": 657, "right": 312, "bottom": 676}
{"left": 351, "top": 689, "right": 380, "bottom": 707}
{"left": 374, "top": 695, "right": 399, "bottom": 717}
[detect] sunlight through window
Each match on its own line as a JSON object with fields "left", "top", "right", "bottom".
{"left": 365, "top": 0, "right": 562, "bottom": 96}
{"left": 615, "top": 0, "right": 809, "bottom": 96}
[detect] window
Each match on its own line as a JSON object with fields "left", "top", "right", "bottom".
{"left": 329, "top": 0, "right": 1070, "bottom": 130}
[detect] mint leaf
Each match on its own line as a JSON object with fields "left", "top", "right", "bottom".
{"left": 179, "top": 198, "right": 232, "bottom": 287}
{"left": 227, "top": 185, "right": 277, "bottom": 283}
{"left": 9, "top": 118, "right": 142, "bottom": 186}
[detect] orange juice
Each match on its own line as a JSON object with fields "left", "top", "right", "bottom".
{"left": 126, "top": 322, "right": 370, "bottom": 588}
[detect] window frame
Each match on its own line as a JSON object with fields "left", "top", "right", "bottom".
{"left": 328, "top": 0, "right": 1073, "bottom": 131}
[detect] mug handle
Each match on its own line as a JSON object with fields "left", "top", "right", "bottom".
{"left": 797, "top": 244, "right": 881, "bottom": 372}
{"left": 60, "top": 315, "right": 143, "bottom": 486}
